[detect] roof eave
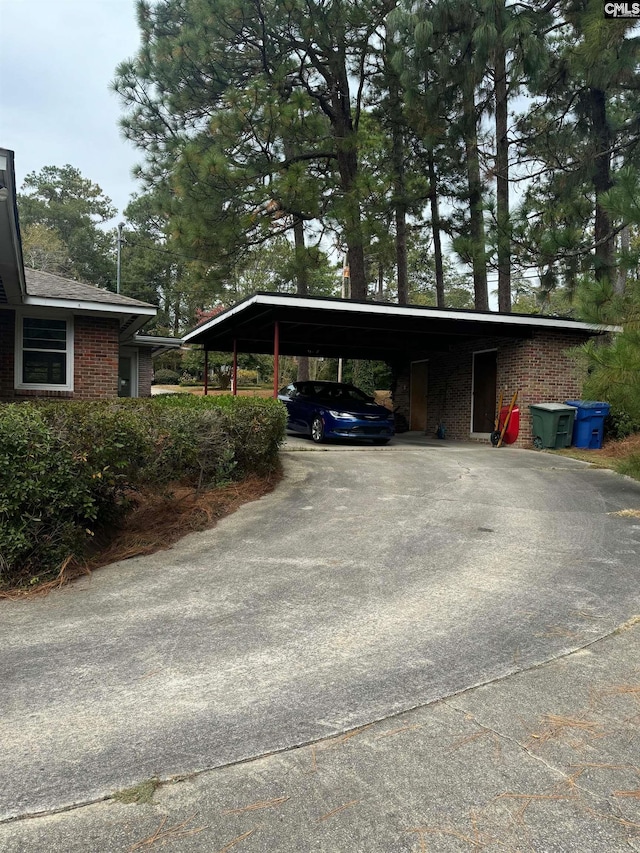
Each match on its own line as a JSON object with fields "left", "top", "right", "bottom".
{"left": 23, "top": 293, "right": 157, "bottom": 317}
{"left": 0, "top": 148, "right": 26, "bottom": 304}
{"left": 183, "top": 292, "right": 620, "bottom": 344}
{"left": 132, "top": 334, "right": 184, "bottom": 354}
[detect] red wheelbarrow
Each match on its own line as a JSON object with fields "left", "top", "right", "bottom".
{"left": 491, "top": 392, "right": 520, "bottom": 447}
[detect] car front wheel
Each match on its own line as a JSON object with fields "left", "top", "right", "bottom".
{"left": 311, "top": 415, "right": 325, "bottom": 443}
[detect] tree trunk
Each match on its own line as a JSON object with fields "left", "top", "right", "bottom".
{"left": 428, "top": 152, "right": 445, "bottom": 309}
{"left": 494, "top": 17, "right": 511, "bottom": 313}
{"left": 389, "top": 81, "right": 409, "bottom": 305}
{"left": 293, "top": 216, "right": 310, "bottom": 381}
{"left": 173, "top": 292, "right": 181, "bottom": 337}
{"left": 330, "top": 45, "right": 367, "bottom": 301}
{"left": 589, "top": 87, "right": 614, "bottom": 284}
{"left": 395, "top": 205, "right": 408, "bottom": 305}
{"left": 615, "top": 225, "right": 630, "bottom": 295}
{"left": 462, "top": 72, "right": 489, "bottom": 310}
{"left": 336, "top": 145, "right": 367, "bottom": 301}
{"left": 292, "top": 216, "right": 308, "bottom": 297}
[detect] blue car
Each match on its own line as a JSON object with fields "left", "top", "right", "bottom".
{"left": 278, "top": 381, "right": 395, "bottom": 444}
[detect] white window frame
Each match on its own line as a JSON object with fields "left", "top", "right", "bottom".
{"left": 14, "top": 310, "right": 74, "bottom": 392}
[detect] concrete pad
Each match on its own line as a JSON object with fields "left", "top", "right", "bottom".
{"left": 1, "top": 622, "right": 638, "bottom": 852}
{"left": 0, "top": 442, "right": 639, "bottom": 846}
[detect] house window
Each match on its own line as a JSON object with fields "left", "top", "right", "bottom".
{"left": 16, "top": 315, "right": 74, "bottom": 391}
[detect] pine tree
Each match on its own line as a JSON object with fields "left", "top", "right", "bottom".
{"left": 18, "top": 165, "right": 116, "bottom": 287}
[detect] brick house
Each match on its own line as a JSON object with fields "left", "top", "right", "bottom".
{"left": 0, "top": 148, "right": 176, "bottom": 401}
{"left": 185, "top": 292, "right": 615, "bottom": 448}
{"left": 392, "top": 330, "right": 595, "bottom": 446}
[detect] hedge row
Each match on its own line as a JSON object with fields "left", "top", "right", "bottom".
{"left": 0, "top": 396, "right": 286, "bottom": 587}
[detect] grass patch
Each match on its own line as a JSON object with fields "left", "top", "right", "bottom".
{"left": 554, "top": 433, "right": 640, "bottom": 482}
{"left": 113, "top": 778, "right": 160, "bottom": 805}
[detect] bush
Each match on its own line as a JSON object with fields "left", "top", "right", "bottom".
{"left": 604, "top": 407, "right": 640, "bottom": 441}
{"left": 237, "top": 369, "right": 258, "bottom": 386}
{"left": 0, "top": 396, "right": 286, "bottom": 588}
{"left": 0, "top": 405, "right": 98, "bottom": 585}
{"left": 203, "top": 395, "right": 287, "bottom": 475}
{"left": 149, "top": 394, "right": 287, "bottom": 478}
{"left": 153, "top": 368, "right": 180, "bottom": 385}
{"left": 39, "top": 400, "right": 154, "bottom": 520}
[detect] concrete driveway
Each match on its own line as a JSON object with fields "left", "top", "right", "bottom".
{"left": 1, "top": 436, "right": 639, "bottom": 849}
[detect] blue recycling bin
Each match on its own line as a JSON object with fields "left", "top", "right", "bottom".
{"left": 564, "top": 400, "right": 610, "bottom": 449}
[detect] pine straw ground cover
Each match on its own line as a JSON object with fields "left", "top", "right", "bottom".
{"left": 0, "top": 467, "right": 282, "bottom": 601}
{"left": 555, "top": 433, "right": 640, "bottom": 482}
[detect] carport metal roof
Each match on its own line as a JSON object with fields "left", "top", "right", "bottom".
{"left": 183, "top": 291, "right": 613, "bottom": 362}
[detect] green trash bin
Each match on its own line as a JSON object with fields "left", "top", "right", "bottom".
{"left": 529, "top": 403, "right": 577, "bottom": 449}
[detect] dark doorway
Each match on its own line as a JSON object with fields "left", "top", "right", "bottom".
{"left": 472, "top": 350, "right": 497, "bottom": 433}
{"left": 118, "top": 356, "right": 132, "bottom": 398}
{"left": 410, "top": 360, "right": 429, "bottom": 431}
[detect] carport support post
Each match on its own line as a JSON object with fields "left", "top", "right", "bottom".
{"left": 204, "top": 349, "right": 208, "bottom": 396}
{"left": 232, "top": 339, "right": 238, "bottom": 396}
{"left": 273, "top": 320, "right": 280, "bottom": 398}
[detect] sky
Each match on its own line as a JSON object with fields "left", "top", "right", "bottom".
{"left": 0, "top": 0, "right": 143, "bottom": 223}
{"left": 0, "top": 0, "right": 515, "bottom": 304}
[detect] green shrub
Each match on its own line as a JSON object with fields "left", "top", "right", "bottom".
{"left": 219, "top": 396, "right": 287, "bottom": 475}
{"left": 39, "top": 401, "right": 154, "bottom": 523}
{"left": 150, "top": 394, "right": 287, "bottom": 477}
{"left": 236, "top": 369, "right": 258, "bottom": 386}
{"left": 0, "top": 396, "right": 286, "bottom": 588}
{"left": 153, "top": 368, "right": 180, "bottom": 385}
{"left": 0, "top": 405, "right": 97, "bottom": 585}
{"left": 604, "top": 407, "right": 640, "bottom": 441}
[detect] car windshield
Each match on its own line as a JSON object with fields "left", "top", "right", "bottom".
{"left": 316, "top": 384, "right": 372, "bottom": 403}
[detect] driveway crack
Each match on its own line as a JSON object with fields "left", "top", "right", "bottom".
{"left": 441, "top": 698, "right": 602, "bottom": 801}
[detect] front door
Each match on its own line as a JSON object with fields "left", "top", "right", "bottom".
{"left": 118, "top": 348, "right": 139, "bottom": 398}
{"left": 472, "top": 350, "right": 497, "bottom": 434}
{"left": 118, "top": 356, "right": 132, "bottom": 397}
{"left": 410, "top": 360, "right": 429, "bottom": 431}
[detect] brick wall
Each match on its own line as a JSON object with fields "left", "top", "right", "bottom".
{"left": 500, "top": 331, "right": 588, "bottom": 447}
{"left": 73, "top": 316, "right": 120, "bottom": 399}
{"left": 0, "top": 310, "right": 15, "bottom": 400}
{"left": 394, "top": 330, "right": 591, "bottom": 447}
{"left": 138, "top": 349, "right": 153, "bottom": 397}
{"left": 0, "top": 312, "right": 121, "bottom": 402}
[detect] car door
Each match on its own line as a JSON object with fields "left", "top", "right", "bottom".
{"left": 291, "top": 382, "right": 315, "bottom": 433}
{"left": 278, "top": 383, "right": 306, "bottom": 433}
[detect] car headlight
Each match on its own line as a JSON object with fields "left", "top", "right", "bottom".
{"left": 328, "top": 410, "right": 358, "bottom": 420}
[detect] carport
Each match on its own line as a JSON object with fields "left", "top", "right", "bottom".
{"left": 183, "top": 292, "right": 614, "bottom": 447}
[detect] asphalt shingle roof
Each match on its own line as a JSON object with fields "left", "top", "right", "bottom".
{"left": 24, "top": 268, "right": 155, "bottom": 309}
